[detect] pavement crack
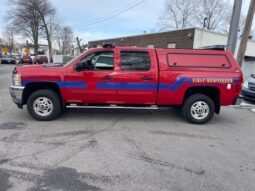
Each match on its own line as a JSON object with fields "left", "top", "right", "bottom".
{"left": 130, "top": 153, "right": 205, "bottom": 176}
{"left": 149, "top": 130, "right": 219, "bottom": 140}
{"left": 0, "top": 159, "right": 11, "bottom": 165}
{"left": 123, "top": 134, "right": 206, "bottom": 176}
{"left": 0, "top": 122, "right": 27, "bottom": 130}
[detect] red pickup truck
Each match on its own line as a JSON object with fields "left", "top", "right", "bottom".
{"left": 10, "top": 45, "right": 243, "bottom": 124}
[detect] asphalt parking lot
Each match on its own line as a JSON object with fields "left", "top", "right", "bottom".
{"left": 0, "top": 64, "right": 255, "bottom": 191}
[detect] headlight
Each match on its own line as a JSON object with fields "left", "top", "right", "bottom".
{"left": 243, "top": 81, "right": 249, "bottom": 89}
{"left": 13, "top": 74, "right": 22, "bottom": 86}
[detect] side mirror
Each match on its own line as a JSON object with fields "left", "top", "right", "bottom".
{"left": 74, "top": 61, "right": 84, "bottom": 71}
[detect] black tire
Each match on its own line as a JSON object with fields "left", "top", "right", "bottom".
{"left": 27, "top": 90, "right": 62, "bottom": 121}
{"left": 182, "top": 94, "right": 215, "bottom": 124}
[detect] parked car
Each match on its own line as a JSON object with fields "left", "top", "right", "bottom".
{"left": 34, "top": 55, "right": 49, "bottom": 64}
{"left": 21, "top": 55, "right": 33, "bottom": 64}
{"left": 1, "top": 55, "right": 16, "bottom": 64}
{"left": 30, "top": 54, "right": 36, "bottom": 63}
{"left": 242, "top": 74, "right": 255, "bottom": 102}
{"left": 13, "top": 55, "right": 22, "bottom": 64}
{"left": 10, "top": 44, "right": 243, "bottom": 124}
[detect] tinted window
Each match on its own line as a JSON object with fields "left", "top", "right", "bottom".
{"left": 121, "top": 51, "right": 151, "bottom": 71}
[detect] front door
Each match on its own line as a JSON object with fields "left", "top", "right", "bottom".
{"left": 65, "top": 50, "right": 117, "bottom": 104}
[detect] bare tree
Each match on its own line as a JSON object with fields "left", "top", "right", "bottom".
{"left": 76, "top": 37, "right": 88, "bottom": 54}
{"left": 239, "top": 14, "right": 255, "bottom": 38}
{"left": 158, "top": 0, "right": 231, "bottom": 32}
{"left": 4, "top": 26, "right": 16, "bottom": 53}
{"left": 34, "top": 0, "right": 56, "bottom": 62}
{"left": 7, "top": 0, "right": 43, "bottom": 56}
{"left": 54, "top": 26, "right": 74, "bottom": 55}
{"left": 158, "top": 0, "right": 196, "bottom": 30}
{"left": 61, "top": 26, "right": 74, "bottom": 55}
{"left": 55, "top": 24, "right": 63, "bottom": 54}
{"left": 195, "top": 0, "right": 231, "bottom": 31}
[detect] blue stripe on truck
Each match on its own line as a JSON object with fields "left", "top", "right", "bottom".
{"left": 21, "top": 77, "right": 238, "bottom": 91}
{"left": 21, "top": 80, "right": 87, "bottom": 89}
{"left": 97, "top": 82, "right": 169, "bottom": 90}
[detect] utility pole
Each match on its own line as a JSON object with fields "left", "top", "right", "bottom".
{"left": 227, "top": 0, "right": 242, "bottom": 54}
{"left": 237, "top": 0, "right": 255, "bottom": 66}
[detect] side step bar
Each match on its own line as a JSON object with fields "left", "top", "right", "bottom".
{"left": 66, "top": 104, "right": 158, "bottom": 110}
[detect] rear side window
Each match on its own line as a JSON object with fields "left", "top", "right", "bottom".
{"left": 121, "top": 51, "right": 151, "bottom": 71}
{"left": 167, "top": 53, "right": 231, "bottom": 68}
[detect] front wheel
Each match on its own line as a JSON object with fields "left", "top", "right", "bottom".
{"left": 27, "top": 90, "right": 62, "bottom": 121}
{"left": 182, "top": 94, "right": 215, "bottom": 124}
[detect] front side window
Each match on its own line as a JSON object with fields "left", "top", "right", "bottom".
{"left": 121, "top": 51, "right": 151, "bottom": 71}
{"left": 79, "top": 51, "right": 114, "bottom": 71}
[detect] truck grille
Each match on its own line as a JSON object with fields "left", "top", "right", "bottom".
{"left": 248, "top": 82, "right": 255, "bottom": 91}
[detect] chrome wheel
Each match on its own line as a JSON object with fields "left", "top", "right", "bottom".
{"left": 33, "top": 97, "right": 53, "bottom": 117}
{"left": 190, "top": 101, "right": 209, "bottom": 120}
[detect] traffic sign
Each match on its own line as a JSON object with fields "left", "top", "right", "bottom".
{"left": 2, "top": 47, "right": 9, "bottom": 53}
{"left": 24, "top": 48, "right": 30, "bottom": 55}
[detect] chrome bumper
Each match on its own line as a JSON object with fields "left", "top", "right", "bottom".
{"left": 9, "top": 86, "right": 24, "bottom": 105}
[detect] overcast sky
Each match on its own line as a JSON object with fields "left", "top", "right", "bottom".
{"left": 0, "top": 0, "right": 253, "bottom": 43}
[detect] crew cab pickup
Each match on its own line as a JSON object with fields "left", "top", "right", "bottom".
{"left": 9, "top": 45, "right": 243, "bottom": 124}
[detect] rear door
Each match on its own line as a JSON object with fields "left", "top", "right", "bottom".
{"left": 115, "top": 48, "right": 158, "bottom": 105}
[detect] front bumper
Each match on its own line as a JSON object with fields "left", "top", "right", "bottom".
{"left": 241, "top": 88, "right": 255, "bottom": 102}
{"left": 2, "top": 60, "right": 16, "bottom": 64}
{"left": 9, "top": 86, "right": 24, "bottom": 105}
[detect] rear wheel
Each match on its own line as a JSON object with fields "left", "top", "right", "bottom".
{"left": 27, "top": 90, "right": 62, "bottom": 121}
{"left": 182, "top": 94, "right": 215, "bottom": 124}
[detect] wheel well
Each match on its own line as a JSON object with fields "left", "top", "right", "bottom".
{"left": 183, "top": 86, "right": 220, "bottom": 114}
{"left": 23, "top": 82, "right": 64, "bottom": 106}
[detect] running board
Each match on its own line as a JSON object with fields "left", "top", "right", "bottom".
{"left": 66, "top": 104, "right": 158, "bottom": 110}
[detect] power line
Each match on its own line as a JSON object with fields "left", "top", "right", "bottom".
{"left": 68, "top": 0, "right": 145, "bottom": 27}
{"left": 70, "top": 0, "right": 146, "bottom": 29}
{"left": 0, "top": 0, "right": 147, "bottom": 34}
{"left": 58, "top": 0, "right": 84, "bottom": 13}
{"left": 75, "top": 17, "right": 141, "bottom": 32}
